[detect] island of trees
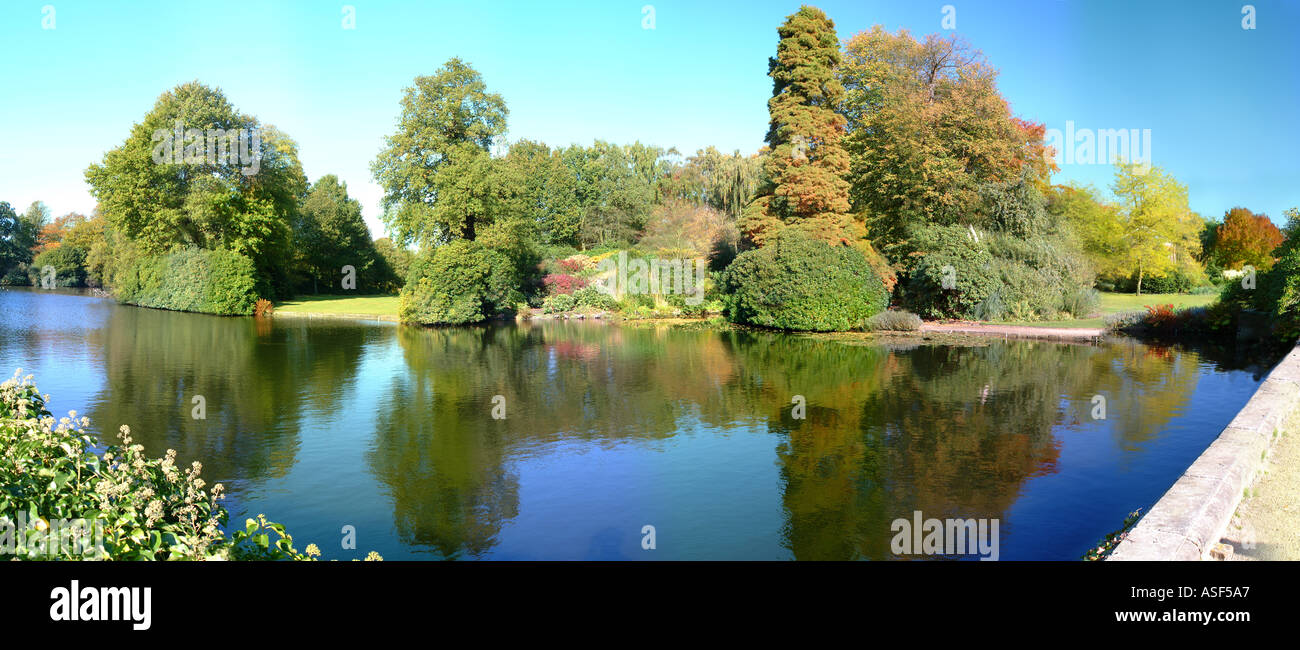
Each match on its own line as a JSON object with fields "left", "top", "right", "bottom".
{"left": 2, "top": 5, "right": 1297, "bottom": 342}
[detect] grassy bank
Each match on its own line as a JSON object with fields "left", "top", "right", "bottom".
{"left": 1004, "top": 291, "right": 1217, "bottom": 329}
{"left": 275, "top": 294, "right": 399, "bottom": 317}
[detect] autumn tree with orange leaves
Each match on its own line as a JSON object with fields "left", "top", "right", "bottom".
{"left": 741, "top": 5, "right": 858, "bottom": 247}
{"left": 1210, "top": 206, "right": 1283, "bottom": 272}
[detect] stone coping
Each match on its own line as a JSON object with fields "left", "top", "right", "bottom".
{"left": 1109, "top": 343, "right": 1300, "bottom": 560}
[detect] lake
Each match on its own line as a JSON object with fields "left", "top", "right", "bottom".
{"left": 0, "top": 287, "right": 1276, "bottom": 560}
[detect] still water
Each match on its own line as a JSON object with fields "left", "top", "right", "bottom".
{"left": 0, "top": 287, "right": 1275, "bottom": 560}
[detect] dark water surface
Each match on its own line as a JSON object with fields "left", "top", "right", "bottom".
{"left": 0, "top": 287, "right": 1276, "bottom": 559}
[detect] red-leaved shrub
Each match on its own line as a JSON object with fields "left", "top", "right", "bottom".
{"left": 543, "top": 273, "right": 587, "bottom": 295}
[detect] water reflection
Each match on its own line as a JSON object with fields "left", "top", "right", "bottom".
{"left": 0, "top": 288, "right": 1275, "bottom": 560}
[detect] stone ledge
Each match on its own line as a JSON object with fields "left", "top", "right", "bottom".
{"left": 1109, "top": 343, "right": 1300, "bottom": 561}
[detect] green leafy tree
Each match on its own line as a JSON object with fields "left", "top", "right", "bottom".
{"left": 84, "top": 81, "right": 307, "bottom": 297}
{"left": 293, "top": 175, "right": 387, "bottom": 293}
{"left": 0, "top": 202, "right": 37, "bottom": 279}
{"left": 498, "top": 139, "right": 582, "bottom": 246}
{"left": 371, "top": 58, "right": 508, "bottom": 247}
{"left": 743, "top": 6, "right": 855, "bottom": 246}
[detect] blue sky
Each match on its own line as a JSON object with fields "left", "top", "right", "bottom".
{"left": 2, "top": 0, "right": 1297, "bottom": 238}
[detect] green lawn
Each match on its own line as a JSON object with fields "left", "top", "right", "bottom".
{"left": 1006, "top": 291, "right": 1217, "bottom": 329}
{"left": 275, "top": 294, "right": 399, "bottom": 317}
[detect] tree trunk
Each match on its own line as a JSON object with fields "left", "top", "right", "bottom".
{"left": 1136, "top": 264, "right": 1143, "bottom": 296}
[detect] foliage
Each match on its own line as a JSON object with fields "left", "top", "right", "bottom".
{"left": 1047, "top": 183, "right": 1124, "bottom": 276}
{"left": 85, "top": 81, "right": 308, "bottom": 299}
{"left": 372, "top": 238, "right": 413, "bottom": 294}
{"left": 498, "top": 139, "right": 583, "bottom": 246}
{"left": 1108, "top": 163, "right": 1202, "bottom": 294}
{"left": 561, "top": 141, "right": 676, "bottom": 247}
{"left": 541, "top": 293, "right": 576, "bottom": 314}
{"left": 0, "top": 371, "right": 320, "bottom": 560}
{"left": 639, "top": 199, "right": 738, "bottom": 265}
{"left": 372, "top": 58, "right": 509, "bottom": 246}
{"left": 1083, "top": 509, "right": 1142, "bottom": 561}
{"left": 542, "top": 273, "right": 586, "bottom": 296}
{"left": 292, "top": 175, "right": 392, "bottom": 294}
{"left": 0, "top": 201, "right": 39, "bottom": 281}
{"left": 254, "top": 298, "right": 274, "bottom": 317}
{"left": 33, "top": 209, "right": 84, "bottom": 255}
{"left": 27, "top": 245, "right": 87, "bottom": 287}
{"left": 115, "top": 248, "right": 259, "bottom": 316}
{"left": 1251, "top": 208, "right": 1300, "bottom": 339}
{"left": 722, "top": 230, "right": 888, "bottom": 331}
{"left": 899, "top": 225, "right": 998, "bottom": 319}
{"left": 862, "top": 309, "right": 922, "bottom": 331}
{"left": 571, "top": 285, "right": 618, "bottom": 311}
{"left": 661, "top": 146, "right": 764, "bottom": 222}
{"left": 741, "top": 6, "right": 856, "bottom": 246}
{"left": 399, "top": 240, "right": 521, "bottom": 325}
{"left": 840, "top": 26, "right": 1052, "bottom": 262}
{"left": 475, "top": 217, "right": 544, "bottom": 298}
{"left": 1210, "top": 206, "right": 1282, "bottom": 272}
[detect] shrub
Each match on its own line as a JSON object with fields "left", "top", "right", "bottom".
{"left": 542, "top": 273, "right": 587, "bottom": 296}
{"left": 254, "top": 298, "right": 274, "bottom": 317}
{"left": 862, "top": 309, "right": 922, "bottom": 331}
{"left": 0, "top": 265, "right": 30, "bottom": 286}
{"left": 1061, "top": 287, "right": 1100, "bottom": 318}
{"left": 557, "top": 256, "right": 589, "bottom": 273}
{"left": 1104, "top": 310, "right": 1146, "bottom": 333}
{"left": 399, "top": 240, "right": 521, "bottom": 325}
{"left": 0, "top": 371, "right": 335, "bottom": 560}
{"left": 542, "top": 293, "right": 576, "bottom": 314}
{"left": 115, "top": 248, "right": 258, "bottom": 315}
{"left": 722, "top": 230, "right": 889, "bottom": 332}
{"left": 27, "top": 246, "right": 87, "bottom": 287}
{"left": 900, "top": 225, "right": 998, "bottom": 319}
{"left": 572, "top": 285, "right": 618, "bottom": 311}
{"left": 902, "top": 224, "right": 1096, "bottom": 321}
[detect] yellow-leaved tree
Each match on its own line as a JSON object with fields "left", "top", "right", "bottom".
{"left": 1110, "top": 162, "right": 1202, "bottom": 294}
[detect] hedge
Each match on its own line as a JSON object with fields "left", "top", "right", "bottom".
{"left": 115, "top": 248, "right": 259, "bottom": 315}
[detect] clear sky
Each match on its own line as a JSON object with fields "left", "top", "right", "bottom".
{"left": 2, "top": 0, "right": 1297, "bottom": 238}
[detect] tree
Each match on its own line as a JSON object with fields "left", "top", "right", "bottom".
{"left": 498, "top": 139, "right": 582, "bottom": 247}
{"left": 558, "top": 141, "right": 667, "bottom": 247}
{"left": 0, "top": 202, "right": 33, "bottom": 278}
{"left": 293, "top": 175, "right": 387, "bottom": 293}
{"left": 1110, "top": 163, "right": 1202, "bottom": 294}
{"left": 663, "top": 147, "right": 764, "bottom": 222}
{"left": 1211, "top": 206, "right": 1283, "bottom": 272}
{"left": 371, "top": 59, "right": 508, "bottom": 248}
{"left": 34, "top": 211, "right": 88, "bottom": 254}
{"left": 84, "top": 81, "right": 307, "bottom": 297}
{"left": 840, "top": 26, "right": 1046, "bottom": 261}
{"left": 373, "top": 237, "right": 414, "bottom": 292}
{"left": 21, "top": 202, "right": 52, "bottom": 253}
{"left": 741, "top": 6, "right": 855, "bottom": 246}
{"left": 1047, "top": 183, "right": 1124, "bottom": 275}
